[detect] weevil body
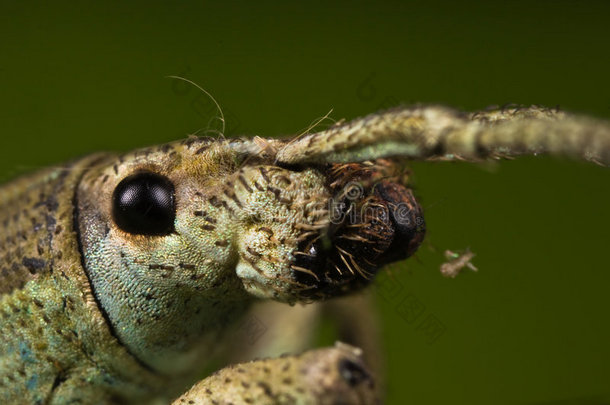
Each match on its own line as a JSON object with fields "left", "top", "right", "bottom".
{"left": 0, "top": 135, "right": 421, "bottom": 403}
{"left": 1, "top": 105, "right": 608, "bottom": 404}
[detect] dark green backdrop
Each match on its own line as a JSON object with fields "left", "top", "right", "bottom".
{"left": 1, "top": 2, "right": 609, "bottom": 404}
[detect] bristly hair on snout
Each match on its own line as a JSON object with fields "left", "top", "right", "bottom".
{"left": 289, "top": 160, "right": 426, "bottom": 300}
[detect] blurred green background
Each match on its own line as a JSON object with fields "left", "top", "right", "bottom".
{"left": 1, "top": 1, "right": 609, "bottom": 404}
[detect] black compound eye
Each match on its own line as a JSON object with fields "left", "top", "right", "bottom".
{"left": 112, "top": 172, "right": 176, "bottom": 236}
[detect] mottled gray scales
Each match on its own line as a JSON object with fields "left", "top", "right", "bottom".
{"left": 0, "top": 168, "right": 65, "bottom": 295}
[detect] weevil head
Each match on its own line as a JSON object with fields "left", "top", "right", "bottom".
{"left": 76, "top": 137, "right": 424, "bottom": 373}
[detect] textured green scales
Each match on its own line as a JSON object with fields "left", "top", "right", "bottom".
{"left": 0, "top": 147, "right": 379, "bottom": 404}
{"left": 0, "top": 156, "right": 167, "bottom": 403}
{"left": 0, "top": 105, "right": 608, "bottom": 404}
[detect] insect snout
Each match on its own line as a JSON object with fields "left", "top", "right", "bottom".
{"left": 291, "top": 164, "right": 426, "bottom": 299}
{"left": 228, "top": 161, "right": 425, "bottom": 302}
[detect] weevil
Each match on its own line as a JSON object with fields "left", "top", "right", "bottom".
{"left": 0, "top": 104, "right": 608, "bottom": 404}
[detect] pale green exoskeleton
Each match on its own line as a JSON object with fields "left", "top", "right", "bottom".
{"left": 0, "top": 104, "right": 608, "bottom": 404}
